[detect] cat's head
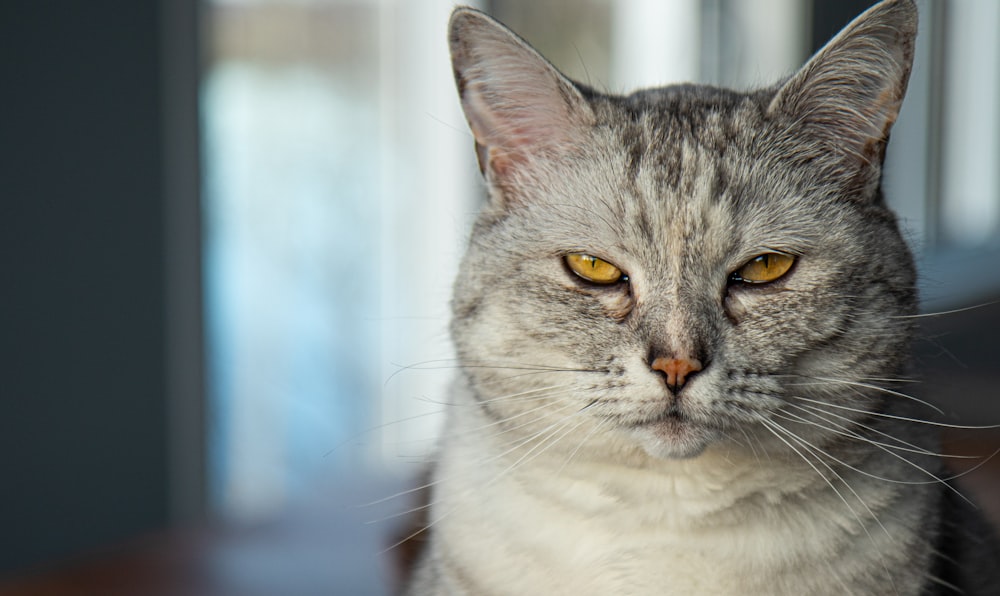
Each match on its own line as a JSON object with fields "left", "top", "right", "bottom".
{"left": 448, "top": 0, "right": 919, "bottom": 460}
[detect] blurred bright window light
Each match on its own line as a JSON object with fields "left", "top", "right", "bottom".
{"left": 204, "top": 0, "right": 476, "bottom": 520}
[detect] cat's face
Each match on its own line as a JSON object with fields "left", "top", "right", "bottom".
{"left": 448, "top": 1, "right": 918, "bottom": 460}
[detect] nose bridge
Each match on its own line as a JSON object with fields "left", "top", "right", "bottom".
{"left": 644, "top": 284, "right": 701, "bottom": 359}
{"left": 641, "top": 192, "right": 721, "bottom": 363}
{"left": 664, "top": 296, "right": 699, "bottom": 358}
{"left": 643, "top": 273, "right": 715, "bottom": 363}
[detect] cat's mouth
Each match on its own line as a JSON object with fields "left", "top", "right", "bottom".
{"left": 637, "top": 409, "right": 695, "bottom": 435}
{"left": 627, "top": 408, "right": 718, "bottom": 459}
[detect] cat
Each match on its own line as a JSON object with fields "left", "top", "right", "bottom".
{"left": 403, "top": 1, "right": 1000, "bottom": 594}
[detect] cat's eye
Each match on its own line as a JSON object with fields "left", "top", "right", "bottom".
{"left": 565, "top": 253, "right": 626, "bottom": 285}
{"left": 731, "top": 252, "right": 795, "bottom": 284}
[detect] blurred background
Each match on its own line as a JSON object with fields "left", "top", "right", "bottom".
{"left": 2, "top": 0, "right": 998, "bottom": 594}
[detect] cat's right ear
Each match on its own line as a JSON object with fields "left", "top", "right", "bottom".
{"left": 766, "top": 0, "right": 917, "bottom": 195}
{"left": 449, "top": 7, "right": 595, "bottom": 189}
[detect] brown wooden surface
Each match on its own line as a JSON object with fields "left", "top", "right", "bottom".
{"left": 0, "top": 478, "right": 408, "bottom": 596}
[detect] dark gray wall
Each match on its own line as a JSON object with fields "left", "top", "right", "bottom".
{"left": 0, "top": 0, "right": 201, "bottom": 575}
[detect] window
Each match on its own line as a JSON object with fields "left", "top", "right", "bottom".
{"left": 204, "top": 0, "right": 475, "bottom": 519}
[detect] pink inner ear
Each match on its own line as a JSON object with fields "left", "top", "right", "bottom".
{"left": 450, "top": 11, "right": 595, "bottom": 181}
{"left": 461, "top": 74, "right": 590, "bottom": 179}
{"left": 767, "top": 0, "right": 915, "bottom": 172}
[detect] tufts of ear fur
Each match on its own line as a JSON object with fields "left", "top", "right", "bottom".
{"left": 448, "top": 7, "right": 595, "bottom": 191}
{"left": 768, "top": 0, "right": 917, "bottom": 194}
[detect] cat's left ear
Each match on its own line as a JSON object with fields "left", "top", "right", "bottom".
{"left": 768, "top": 0, "right": 917, "bottom": 190}
{"left": 449, "top": 7, "right": 595, "bottom": 188}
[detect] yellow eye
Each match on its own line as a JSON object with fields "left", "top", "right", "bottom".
{"left": 733, "top": 252, "right": 795, "bottom": 284}
{"left": 565, "top": 253, "right": 625, "bottom": 285}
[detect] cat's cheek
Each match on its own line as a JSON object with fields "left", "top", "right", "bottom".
{"left": 596, "top": 290, "right": 635, "bottom": 322}
{"left": 723, "top": 290, "right": 749, "bottom": 323}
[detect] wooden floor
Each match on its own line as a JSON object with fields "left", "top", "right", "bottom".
{"left": 0, "top": 476, "right": 408, "bottom": 596}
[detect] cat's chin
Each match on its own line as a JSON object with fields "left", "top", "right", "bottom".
{"left": 628, "top": 415, "right": 716, "bottom": 460}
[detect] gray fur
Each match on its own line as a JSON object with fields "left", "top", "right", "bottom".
{"left": 406, "top": 1, "right": 999, "bottom": 594}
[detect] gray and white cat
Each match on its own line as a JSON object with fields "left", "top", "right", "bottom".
{"left": 405, "top": 1, "right": 999, "bottom": 594}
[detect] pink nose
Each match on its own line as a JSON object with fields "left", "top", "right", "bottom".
{"left": 650, "top": 357, "right": 703, "bottom": 392}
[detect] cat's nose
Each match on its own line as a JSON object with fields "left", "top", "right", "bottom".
{"left": 650, "top": 356, "right": 703, "bottom": 393}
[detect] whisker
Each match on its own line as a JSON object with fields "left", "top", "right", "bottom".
{"left": 384, "top": 358, "right": 601, "bottom": 385}
{"left": 891, "top": 300, "right": 999, "bottom": 319}
{"left": 394, "top": 395, "right": 576, "bottom": 451}
{"left": 762, "top": 418, "right": 894, "bottom": 538}
{"left": 501, "top": 416, "right": 592, "bottom": 479}
{"left": 759, "top": 418, "right": 897, "bottom": 589}
{"left": 758, "top": 418, "right": 863, "bottom": 520}
{"left": 491, "top": 402, "right": 584, "bottom": 451}
{"left": 773, "top": 410, "right": 938, "bottom": 484}
{"left": 774, "top": 405, "right": 998, "bottom": 507}
{"left": 364, "top": 499, "right": 436, "bottom": 526}
{"left": 856, "top": 376, "right": 920, "bottom": 385}
{"left": 478, "top": 384, "right": 578, "bottom": 405}
{"left": 323, "top": 407, "right": 444, "bottom": 458}
{"left": 737, "top": 426, "right": 766, "bottom": 464}
{"left": 787, "top": 395, "right": 1000, "bottom": 430}
{"left": 362, "top": 476, "right": 440, "bottom": 510}
{"left": 789, "top": 375, "right": 943, "bottom": 416}
{"left": 350, "top": 385, "right": 585, "bottom": 461}
{"left": 380, "top": 407, "right": 593, "bottom": 553}
{"left": 556, "top": 413, "right": 609, "bottom": 476}
{"left": 380, "top": 520, "right": 435, "bottom": 555}
{"left": 758, "top": 418, "right": 896, "bottom": 557}
{"left": 783, "top": 403, "right": 980, "bottom": 460}
{"left": 424, "top": 384, "right": 580, "bottom": 409}
{"left": 923, "top": 572, "right": 964, "bottom": 594}
{"left": 369, "top": 404, "right": 585, "bottom": 525}
{"left": 363, "top": 398, "right": 584, "bottom": 509}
